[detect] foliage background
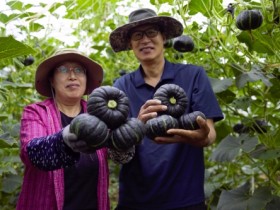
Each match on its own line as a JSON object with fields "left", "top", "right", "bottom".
{"left": 0, "top": 0, "right": 280, "bottom": 209}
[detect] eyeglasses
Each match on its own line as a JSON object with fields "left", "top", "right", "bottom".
{"left": 130, "top": 28, "right": 160, "bottom": 41}
{"left": 56, "top": 65, "right": 86, "bottom": 75}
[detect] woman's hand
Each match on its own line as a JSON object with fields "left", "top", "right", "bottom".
{"left": 62, "top": 125, "right": 96, "bottom": 153}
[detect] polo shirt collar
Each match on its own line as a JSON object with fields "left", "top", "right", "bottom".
{"left": 133, "top": 59, "right": 175, "bottom": 87}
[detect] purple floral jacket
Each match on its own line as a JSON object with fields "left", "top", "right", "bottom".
{"left": 16, "top": 98, "right": 109, "bottom": 210}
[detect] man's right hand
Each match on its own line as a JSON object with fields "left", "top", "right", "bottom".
{"left": 138, "top": 99, "right": 167, "bottom": 123}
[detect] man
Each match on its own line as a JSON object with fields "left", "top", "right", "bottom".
{"left": 109, "top": 8, "right": 224, "bottom": 210}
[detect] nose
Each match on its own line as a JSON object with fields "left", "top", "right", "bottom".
{"left": 68, "top": 68, "right": 77, "bottom": 79}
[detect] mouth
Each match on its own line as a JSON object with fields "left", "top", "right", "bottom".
{"left": 140, "top": 46, "right": 154, "bottom": 52}
{"left": 66, "top": 84, "right": 80, "bottom": 88}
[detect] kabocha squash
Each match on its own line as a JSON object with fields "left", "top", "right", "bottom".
{"left": 87, "top": 86, "right": 130, "bottom": 129}
{"left": 236, "top": 10, "right": 263, "bottom": 30}
{"left": 146, "top": 114, "right": 179, "bottom": 140}
{"left": 153, "top": 84, "right": 188, "bottom": 118}
{"left": 70, "top": 113, "right": 109, "bottom": 149}
{"left": 178, "top": 111, "right": 206, "bottom": 130}
{"left": 164, "top": 39, "right": 173, "bottom": 48}
{"left": 173, "top": 35, "right": 194, "bottom": 52}
{"left": 108, "top": 118, "right": 146, "bottom": 151}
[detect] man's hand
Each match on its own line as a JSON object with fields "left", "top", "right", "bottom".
{"left": 153, "top": 117, "right": 215, "bottom": 147}
{"left": 138, "top": 99, "right": 167, "bottom": 123}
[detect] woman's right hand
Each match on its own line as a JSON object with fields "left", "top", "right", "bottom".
{"left": 137, "top": 99, "right": 167, "bottom": 123}
{"left": 62, "top": 125, "right": 96, "bottom": 153}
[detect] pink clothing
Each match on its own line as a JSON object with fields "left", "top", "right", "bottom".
{"left": 16, "top": 98, "right": 109, "bottom": 210}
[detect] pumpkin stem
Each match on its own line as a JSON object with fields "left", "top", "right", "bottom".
{"left": 108, "top": 100, "right": 117, "bottom": 109}
{"left": 169, "top": 96, "right": 177, "bottom": 105}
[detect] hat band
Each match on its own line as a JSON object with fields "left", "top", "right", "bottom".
{"left": 129, "top": 10, "right": 157, "bottom": 23}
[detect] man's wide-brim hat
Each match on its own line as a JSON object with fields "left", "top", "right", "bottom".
{"left": 109, "top": 8, "right": 183, "bottom": 52}
{"left": 35, "top": 48, "right": 103, "bottom": 97}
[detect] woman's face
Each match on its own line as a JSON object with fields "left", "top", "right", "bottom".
{"left": 50, "top": 61, "right": 87, "bottom": 102}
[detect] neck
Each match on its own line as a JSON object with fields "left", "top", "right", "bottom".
{"left": 55, "top": 97, "right": 82, "bottom": 117}
{"left": 141, "top": 58, "right": 165, "bottom": 87}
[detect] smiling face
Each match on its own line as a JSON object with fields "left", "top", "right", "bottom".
{"left": 129, "top": 24, "right": 166, "bottom": 63}
{"left": 50, "top": 61, "right": 87, "bottom": 102}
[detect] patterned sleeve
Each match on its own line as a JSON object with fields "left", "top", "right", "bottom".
{"left": 27, "top": 130, "right": 80, "bottom": 171}
{"left": 108, "top": 146, "right": 135, "bottom": 164}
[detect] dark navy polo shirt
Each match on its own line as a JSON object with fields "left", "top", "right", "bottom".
{"left": 113, "top": 59, "right": 223, "bottom": 210}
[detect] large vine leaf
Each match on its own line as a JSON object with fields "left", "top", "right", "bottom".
{"left": 209, "top": 77, "right": 233, "bottom": 93}
{"left": 210, "top": 134, "right": 258, "bottom": 162}
{"left": 217, "top": 183, "right": 273, "bottom": 210}
{"left": 0, "top": 36, "right": 35, "bottom": 60}
{"left": 236, "top": 31, "right": 275, "bottom": 55}
{"left": 188, "top": 0, "right": 223, "bottom": 18}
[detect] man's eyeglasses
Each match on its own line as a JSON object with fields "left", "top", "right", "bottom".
{"left": 56, "top": 65, "right": 86, "bottom": 75}
{"left": 130, "top": 28, "right": 160, "bottom": 41}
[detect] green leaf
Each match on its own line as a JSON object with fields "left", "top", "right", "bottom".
{"left": 218, "top": 183, "right": 273, "bottom": 210}
{"left": 216, "top": 89, "right": 236, "bottom": 104}
{"left": 189, "top": 0, "right": 223, "bottom": 18}
{"left": 235, "top": 66, "right": 272, "bottom": 88}
{"left": 29, "top": 22, "right": 44, "bottom": 32}
{"left": 6, "top": 1, "right": 23, "bottom": 10}
{"left": 0, "top": 36, "right": 35, "bottom": 60}
{"left": 236, "top": 31, "right": 275, "bottom": 55}
{"left": 2, "top": 174, "right": 22, "bottom": 193}
{"left": 0, "top": 132, "right": 17, "bottom": 147}
{"left": 231, "top": 97, "right": 252, "bottom": 111}
{"left": 249, "top": 144, "right": 280, "bottom": 160}
{"left": 210, "top": 134, "right": 258, "bottom": 162}
{"left": 210, "top": 77, "right": 233, "bottom": 93}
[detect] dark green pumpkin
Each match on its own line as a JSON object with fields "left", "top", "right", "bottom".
{"left": 146, "top": 114, "right": 179, "bottom": 140}
{"left": 108, "top": 118, "right": 146, "bottom": 151}
{"left": 87, "top": 86, "right": 130, "bottom": 129}
{"left": 153, "top": 84, "right": 188, "bottom": 118}
{"left": 164, "top": 39, "right": 173, "bottom": 48}
{"left": 70, "top": 113, "right": 109, "bottom": 149}
{"left": 178, "top": 111, "right": 206, "bottom": 130}
{"left": 173, "top": 35, "right": 194, "bottom": 52}
{"left": 236, "top": 10, "right": 263, "bottom": 30}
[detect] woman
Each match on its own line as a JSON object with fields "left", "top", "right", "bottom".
{"left": 16, "top": 49, "right": 132, "bottom": 210}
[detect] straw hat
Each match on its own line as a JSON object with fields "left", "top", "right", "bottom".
{"left": 35, "top": 48, "right": 103, "bottom": 97}
{"left": 109, "top": 8, "right": 183, "bottom": 52}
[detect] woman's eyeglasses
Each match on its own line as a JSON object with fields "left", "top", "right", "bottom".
{"left": 56, "top": 65, "right": 86, "bottom": 75}
{"left": 130, "top": 28, "right": 160, "bottom": 41}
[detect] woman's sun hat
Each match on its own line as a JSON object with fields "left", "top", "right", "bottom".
{"left": 35, "top": 48, "right": 103, "bottom": 97}
{"left": 109, "top": 8, "right": 183, "bottom": 52}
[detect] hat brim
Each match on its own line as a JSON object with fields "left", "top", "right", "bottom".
{"left": 35, "top": 53, "right": 103, "bottom": 97}
{"left": 109, "top": 16, "right": 183, "bottom": 52}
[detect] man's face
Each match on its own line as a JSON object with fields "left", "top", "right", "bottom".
{"left": 129, "top": 24, "right": 165, "bottom": 62}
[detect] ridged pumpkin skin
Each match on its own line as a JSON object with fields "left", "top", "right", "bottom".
{"left": 87, "top": 86, "right": 130, "bottom": 129}
{"left": 108, "top": 118, "right": 146, "bottom": 151}
{"left": 236, "top": 10, "right": 263, "bottom": 30}
{"left": 153, "top": 84, "right": 188, "bottom": 118}
{"left": 173, "top": 35, "right": 194, "bottom": 52}
{"left": 179, "top": 111, "right": 206, "bottom": 130}
{"left": 70, "top": 113, "right": 109, "bottom": 149}
{"left": 146, "top": 114, "right": 179, "bottom": 140}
